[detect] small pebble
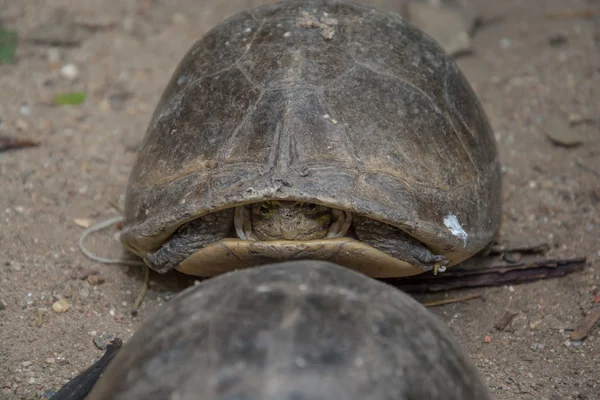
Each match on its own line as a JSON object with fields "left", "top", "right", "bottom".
{"left": 93, "top": 332, "right": 116, "bottom": 350}
{"left": 548, "top": 33, "right": 567, "bottom": 47}
{"left": 79, "top": 285, "right": 90, "bottom": 298}
{"left": 295, "top": 357, "right": 307, "bottom": 367}
{"left": 19, "top": 103, "right": 32, "bottom": 116}
{"left": 60, "top": 63, "right": 80, "bottom": 80}
{"left": 530, "top": 343, "right": 544, "bottom": 351}
{"left": 87, "top": 275, "right": 105, "bottom": 285}
{"left": 529, "top": 320, "right": 542, "bottom": 330}
{"left": 21, "top": 361, "right": 32, "bottom": 367}
{"left": 52, "top": 298, "right": 71, "bottom": 313}
{"left": 484, "top": 335, "right": 492, "bottom": 343}
{"left": 15, "top": 119, "right": 28, "bottom": 131}
{"left": 44, "top": 358, "right": 55, "bottom": 364}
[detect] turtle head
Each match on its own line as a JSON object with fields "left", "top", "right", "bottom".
{"left": 251, "top": 201, "right": 333, "bottom": 240}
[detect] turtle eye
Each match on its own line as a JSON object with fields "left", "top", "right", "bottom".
{"left": 260, "top": 204, "right": 271, "bottom": 215}
{"left": 303, "top": 203, "right": 318, "bottom": 211}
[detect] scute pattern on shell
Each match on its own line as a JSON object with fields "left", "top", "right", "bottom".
{"left": 87, "top": 261, "right": 492, "bottom": 400}
{"left": 121, "top": 0, "right": 500, "bottom": 266}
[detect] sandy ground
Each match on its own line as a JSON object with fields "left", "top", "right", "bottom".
{"left": 1, "top": 0, "right": 599, "bottom": 399}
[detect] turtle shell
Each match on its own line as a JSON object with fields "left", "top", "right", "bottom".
{"left": 120, "top": 0, "right": 500, "bottom": 273}
{"left": 86, "top": 261, "right": 492, "bottom": 400}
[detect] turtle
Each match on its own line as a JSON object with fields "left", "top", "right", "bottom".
{"left": 86, "top": 260, "right": 492, "bottom": 400}
{"left": 120, "top": 0, "right": 501, "bottom": 278}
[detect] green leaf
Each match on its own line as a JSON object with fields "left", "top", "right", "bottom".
{"left": 53, "top": 92, "right": 87, "bottom": 106}
{"left": 0, "top": 26, "right": 18, "bottom": 64}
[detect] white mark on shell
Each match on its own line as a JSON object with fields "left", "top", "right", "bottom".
{"left": 443, "top": 214, "right": 468, "bottom": 247}
{"left": 295, "top": 357, "right": 307, "bottom": 367}
{"left": 256, "top": 285, "right": 271, "bottom": 293}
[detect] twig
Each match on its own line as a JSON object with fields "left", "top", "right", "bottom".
{"left": 385, "top": 257, "right": 586, "bottom": 293}
{"left": 133, "top": 265, "right": 150, "bottom": 313}
{"left": 489, "top": 242, "right": 550, "bottom": 255}
{"left": 545, "top": 9, "right": 600, "bottom": 20}
{"left": 575, "top": 160, "right": 600, "bottom": 178}
{"left": 422, "top": 294, "right": 481, "bottom": 307}
{"left": 0, "top": 136, "right": 40, "bottom": 152}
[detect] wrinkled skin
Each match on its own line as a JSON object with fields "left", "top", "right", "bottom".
{"left": 251, "top": 201, "right": 334, "bottom": 240}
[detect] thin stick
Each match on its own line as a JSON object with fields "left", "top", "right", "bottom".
{"left": 544, "top": 9, "right": 600, "bottom": 20}
{"left": 133, "top": 265, "right": 150, "bottom": 312}
{"left": 386, "top": 257, "right": 586, "bottom": 293}
{"left": 422, "top": 294, "right": 481, "bottom": 307}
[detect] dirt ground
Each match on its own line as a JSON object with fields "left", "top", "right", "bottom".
{"left": 1, "top": 0, "right": 599, "bottom": 399}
